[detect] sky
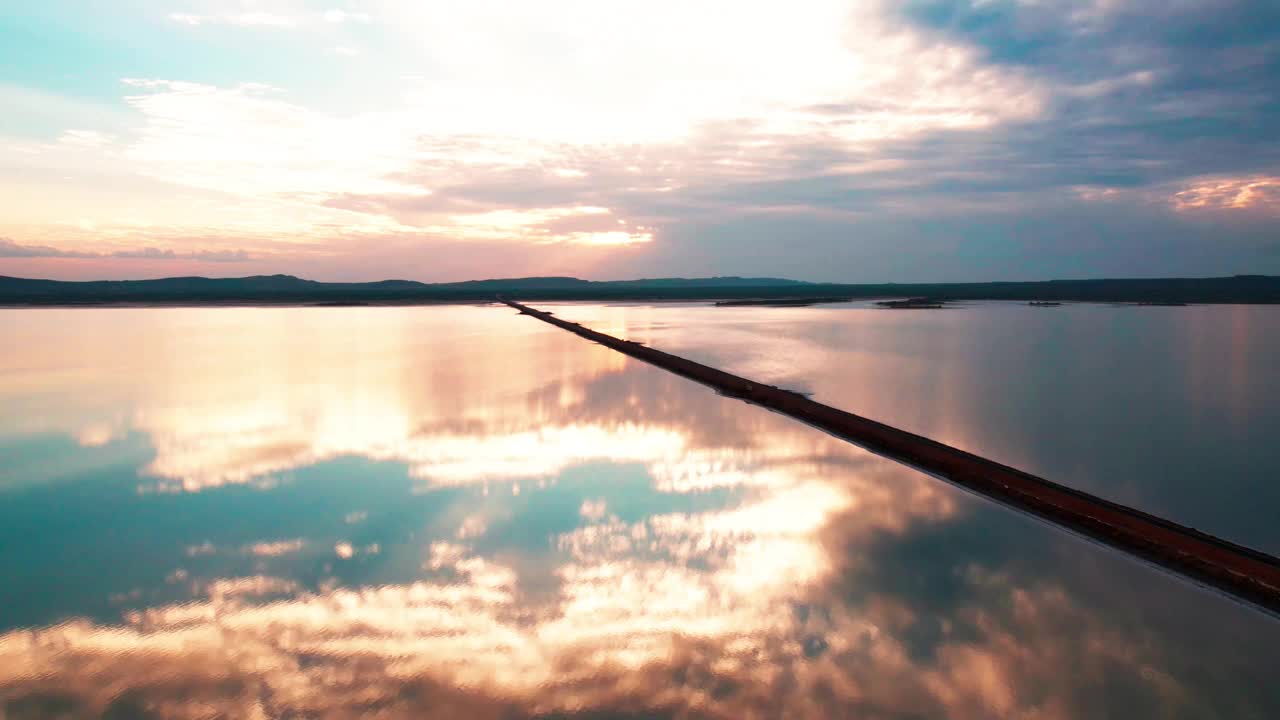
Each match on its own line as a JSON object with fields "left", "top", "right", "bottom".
{"left": 1, "top": 0, "right": 1278, "bottom": 282}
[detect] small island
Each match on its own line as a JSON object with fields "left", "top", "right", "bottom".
{"left": 876, "top": 297, "right": 946, "bottom": 309}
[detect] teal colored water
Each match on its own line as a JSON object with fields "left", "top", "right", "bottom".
{"left": 0, "top": 305, "right": 1277, "bottom": 718}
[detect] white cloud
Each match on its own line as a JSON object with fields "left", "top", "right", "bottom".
{"left": 120, "top": 79, "right": 415, "bottom": 197}
{"left": 167, "top": 12, "right": 296, "bottom": 28}
{"left": 13, "top": 0, "right": 1047, "bottom": 259}
{"left": 57, "top": 130, "right": 115, "bottom": 148}
{"left": 383, "top": 0, "right": 1039, "bottom": 143}
{"left": 324, "top": 9, "right": 372, "bottom": 23}
{"left": 167, "top": 12, "right": 205, "bottom": 26}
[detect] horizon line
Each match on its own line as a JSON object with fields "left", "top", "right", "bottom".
{"left": 3, "top": 272, "right": 1278, "bottom": 286}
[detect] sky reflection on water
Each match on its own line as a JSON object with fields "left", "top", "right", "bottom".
{"left": 0, "top": 305, "right": 1277, "bottom": 719}
{"left": 547, "top": 301, "right": 1280, "bottom": 554}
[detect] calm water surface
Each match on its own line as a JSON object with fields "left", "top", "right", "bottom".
{"left": 549, "top": 301, "right": 1280, "bottom": 554}
{"left": 0, "top": 305, "right": 1278, "bottom": 719}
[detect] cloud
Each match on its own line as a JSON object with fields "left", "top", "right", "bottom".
{"left": 323, "top": 9, "right": 372, "bottom": 24}
{"left": 21, "top": 0, "right": 1043, "bottom": 275}
{"left": 119, "top": 0, "right": 1044, "bottom": 221}
{"left": 112, "top": 247, "right": 253, "bottom": 261}
{"left": 885, "top": 0, "right": 1280, "bottom": 186}
{"left": 0, "top": 237, "right": 96, "bottom": 258}
{"left": 120, "top": 79, "right": 417, "bottom": 198}
{"left": 1171, "top": 175, "right": 1280, "bottom": 212}
{"left": 166, "top": 13, "right": 204, "bottom": 25}
{"left": 0, "top": 237, "right": 252, "bottom": 262}
{"left": 7, "top": 0, "right": 1280, "bottom": 280}
{"left": 168, "top": 12, "right": 296, "bottom": 28}
{"left": 167, "top": 5, "right": 372, "bottom": 29}
{"left": 55, "top": 130, "right": 114, "bottom": 148}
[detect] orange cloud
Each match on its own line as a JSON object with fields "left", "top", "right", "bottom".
{"left": 1171, "top": 176, "right": 1280, "bottom": 212}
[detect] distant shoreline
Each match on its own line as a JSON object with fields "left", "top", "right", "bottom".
{"left": 0, "top": 299, "right": 491, "bottom": 310}
{"left": 2, "top": 297, "right": 1269, "bottom": 308}
{"left": 2, "top": 273, "right": 1279, "bottom": 306}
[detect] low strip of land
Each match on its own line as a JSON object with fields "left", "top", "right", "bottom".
{"left": 3, "top": 273, "right": 1280, "bottom": 305}
{"left": 503, "top": 298, "right": 1280, "bottom": 617}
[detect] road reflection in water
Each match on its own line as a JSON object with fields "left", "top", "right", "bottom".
{"left": 0, "top": 306, "right": 1277, "bottom": 719}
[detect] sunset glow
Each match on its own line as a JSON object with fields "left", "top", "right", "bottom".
{"left": 5, "top": 1, "right": 1271, "bottom": 281}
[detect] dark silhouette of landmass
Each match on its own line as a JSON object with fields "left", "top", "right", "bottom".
{"left": 714, "top": 297, "right": 854, "bottom": 307}
{"left": 875, "top": 298, "right": 947, "bottom": 309}
{"left": 2, "top": 273, "right": 1279, "bottom": 305}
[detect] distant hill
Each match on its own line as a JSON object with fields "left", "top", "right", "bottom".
{"left": 1, "top": 273, "right": 1278, "bottom": 305}
{"left": 0, "top": 274, "right": 811, "bottom": 304}
{"left": 593, "top": 277, "right": 811, "bottom": 288}
{"left": 432, "top": 276, "right": 810, "bottom": 290}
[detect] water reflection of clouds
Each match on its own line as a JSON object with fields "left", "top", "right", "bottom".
{"left": 3, "top": 306, "right": 915, "bottom": 499}
{"left": 0, "top": 559, "right": 1238, "bottom": 718}
{"left": 1, "top": 306, "right": 1278, "bottom": 718}
{"left": 548, "top": 302, "right": 1280, "bottom": 555}
{"left": 0, "top": 468, "right": 971, "bottom": 719}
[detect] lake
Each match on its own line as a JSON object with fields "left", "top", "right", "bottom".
{"left": 1, "top": 304, "right": 1278, "bottom": 718}
{"left": 548, "top": 300, "right": 1280, "bottom": 553}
